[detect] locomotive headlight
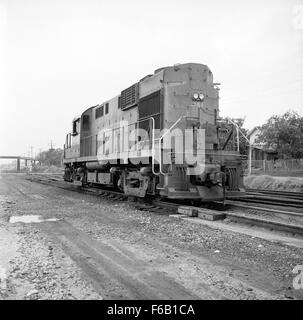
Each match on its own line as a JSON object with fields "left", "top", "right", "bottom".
{"left": 192, "top": 93, "right": 205, "bottom": 101}
{"left": 193, "top": 93, "right": 199, "bottom": 100}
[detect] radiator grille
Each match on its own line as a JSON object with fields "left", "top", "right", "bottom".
{"left": 120, "top": 83, "right": 139, "bottom": 110}
{"left": 138, "top": 90, "right": 162, "bottom": 129}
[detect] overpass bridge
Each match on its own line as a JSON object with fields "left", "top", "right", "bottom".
{"left": 0, "top": 156, "right": 38, "bottom": 171}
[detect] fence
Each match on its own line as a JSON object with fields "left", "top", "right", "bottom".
{"left": 244, "top": 159, "right": 303, "bottom": 175}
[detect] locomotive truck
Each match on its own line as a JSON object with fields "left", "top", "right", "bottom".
{"left": 63, "top": 63, "right": 245, "bottom": 201}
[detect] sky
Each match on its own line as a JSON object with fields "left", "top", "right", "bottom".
{"left": 0, "top": 0, "right": 303, "bottom": 157}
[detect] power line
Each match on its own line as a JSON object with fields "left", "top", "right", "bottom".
{"left": 223, "top": 78, "right": 303, "bottom": 99}
{"left": 218, "top": 59, "right": 303, "bottom": 88}
{"left": 222, "top": 78, "right": 303, "bottom": 103}
{"left": 221, "top": 85, "right": 303, "bottom": 105}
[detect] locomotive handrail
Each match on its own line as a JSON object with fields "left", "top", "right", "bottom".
{"left": 158, "top": 116, "right": 186, "bottom": 175}
{"left": 91, "top": 116, "right": 159, "bottom": 175}
{"left": 226, "top": 117, "right": 252, "bottom": 174}
{"left": 149, "top": 116, "right": 160, "bottom": 176}
{"left": 77, "top": 116, "right": 191, "bottom": 176}
{"left": 81, "top": 116, "right": 154, "bottom": 158}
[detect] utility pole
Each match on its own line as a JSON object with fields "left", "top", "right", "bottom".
{"left": 30, "top": 146, "right": 34, "bottom": 159}
{"left": 49, "top": 140, "right": 55, "bottom": 150}
{"left": 37, "top": 148, "right": 42, "bottom": 166}
{"left": 227, "top": 117, "right": 251, "bottom": 175}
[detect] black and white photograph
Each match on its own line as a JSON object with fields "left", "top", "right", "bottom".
{"left": 0, "top": 0, "right": 303, "bottom": 306}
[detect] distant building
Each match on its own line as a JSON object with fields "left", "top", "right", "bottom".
{"left": 247, "top": 127, "right": 278, "bottom": 160}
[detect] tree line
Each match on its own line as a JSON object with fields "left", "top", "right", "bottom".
{"left": 225, "top": 110, "right": 303, "bottom": 159}
{"left": 36, "top": 148, "right": 63, "bottom": 166}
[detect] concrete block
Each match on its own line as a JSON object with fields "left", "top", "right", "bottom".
{"left": 177, "top": 206, "right": 198, "bottom": 217}
{"left": 197, "top": 208, "right": 225, "bottom": 221}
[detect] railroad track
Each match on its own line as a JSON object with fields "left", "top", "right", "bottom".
{"left": 246, "top": 188, "right": 303, "bottom": 200}
{"left": 25, "top": 173, "right": 303, "bottom": 236}
{"left": 228, "top": 189, "right": 303, "bottom": 209}
{"left": 228, "top": 195, "right": 303, "bottom": 209}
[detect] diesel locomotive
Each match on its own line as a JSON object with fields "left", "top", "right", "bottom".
{"left": 63, "top": 63, "right": 245, "bottom": 201}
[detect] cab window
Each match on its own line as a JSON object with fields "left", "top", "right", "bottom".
{"left": 72, "top": 119, "right": 80, "bottom": 136}
{"left": 82, "top": 115, "right": 90, "bottom": 130}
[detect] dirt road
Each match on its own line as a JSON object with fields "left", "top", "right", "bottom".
{"left": 0, "top": 174, "right": 302, "bottom": 299}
